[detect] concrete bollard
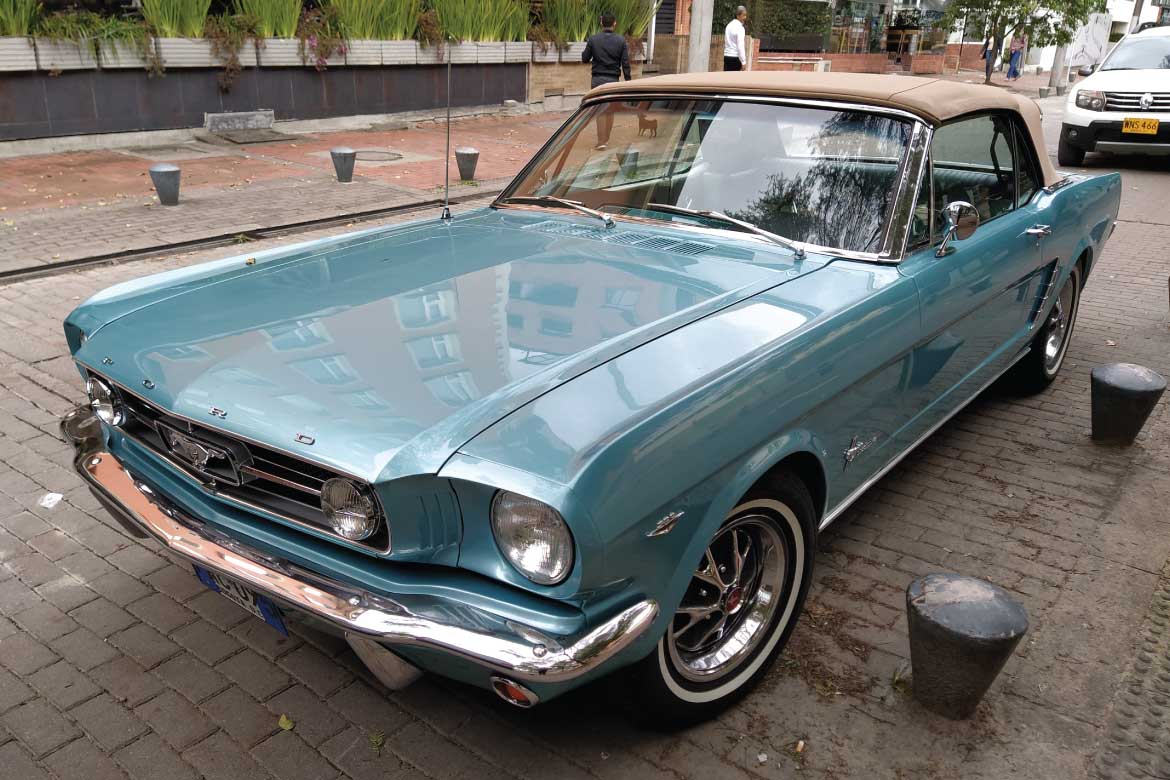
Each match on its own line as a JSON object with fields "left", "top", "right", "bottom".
{"left": 1091, "top": 363, "right": 1166, "bottom": 444}
{"left": 906, "top": 574, "right": 1028, "bottom": 720}
{"left": 1038, "top": 87, "right": 1051, "bottom": 98}
{"left": 330, "top": 147, "right": 356, "bottom": 182}
{"left": 455, "top": 147, "right": 479, "bottom": 181}
{"left": 148, "top": 163, "right": 181, "bottom": 206}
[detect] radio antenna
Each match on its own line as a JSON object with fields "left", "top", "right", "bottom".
{"left": 440, "top": 36, "right": 453, "bottom": 221}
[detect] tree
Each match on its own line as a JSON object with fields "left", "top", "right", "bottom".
{"left": 941, "top": 0, "right": 1106, "bottom": 83}
{"left": 711, "top": 0, "right": 832, "bottom": 48}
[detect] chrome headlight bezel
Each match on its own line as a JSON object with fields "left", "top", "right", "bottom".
{"left": 85, "top": 375, "right": 125, "bottom": 426}
{"left": 490, "top": 491, "right": 574, "bottom": 586}
{"left": 1075, "top": 89, "right": 1106, "bottom": 111}
{"left": 320, "top": 477, "right": 383, "bottom": 542}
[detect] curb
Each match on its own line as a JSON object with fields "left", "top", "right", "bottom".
{"left": 0, "top": 188, "right": 504, "bottom": 285}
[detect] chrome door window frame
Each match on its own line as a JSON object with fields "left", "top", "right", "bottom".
{"left": 495, "top": 91, "right": 935, "bottom": 265}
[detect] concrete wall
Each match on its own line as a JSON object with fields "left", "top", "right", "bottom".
{"left": 0, "top": 63, "right": 526, "bottom": 141}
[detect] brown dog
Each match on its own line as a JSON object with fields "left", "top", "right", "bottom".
{"left": 638, "top": 115, "right": 658, "bottom": 137}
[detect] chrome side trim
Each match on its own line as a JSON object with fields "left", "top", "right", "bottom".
{"left": 818, "top": 349, "right": 1029, "bottom": 531}
{"left": 61, "top": 407, "right": 659, "bottom": 685}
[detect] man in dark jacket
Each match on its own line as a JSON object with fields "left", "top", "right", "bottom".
{"left": 582, "top": 12, "right": 631, "bottom": 149}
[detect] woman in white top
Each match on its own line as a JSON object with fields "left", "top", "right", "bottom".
{"left": 723, "top": 6, "right": 748, "bottom": 71}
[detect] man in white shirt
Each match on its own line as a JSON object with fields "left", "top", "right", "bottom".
{"left": 723, "top": 6, "right": 748, "bottom": 71}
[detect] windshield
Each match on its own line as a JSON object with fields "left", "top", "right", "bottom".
{"left": 1102, "top": 35, "right": 1170, "bottom": 70}
{"left": 503, "top": 98, "right": 913, "bottom": 254}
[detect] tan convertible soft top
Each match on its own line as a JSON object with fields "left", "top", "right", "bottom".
{"left": 590, "top": 71, "right": 1060, "bottom": 186}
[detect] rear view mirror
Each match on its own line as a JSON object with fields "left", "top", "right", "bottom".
{"left": 936, "top": 201, "right": 980, "bottom": 257}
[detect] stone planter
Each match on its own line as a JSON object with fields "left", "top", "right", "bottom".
{"left": 381, "top": 40, "right": 418, "bottom": 65}
{"left": 505, "top": 41, "right": 532, "bottom": 63}
{"left": 35, "top": 38, "right": 98, "bottom": 71}
{"left": 559, "top": 41, "right": 587, "bottom": 63}
{"left": 416, "top": 43, "right": 444, "bottom": 65}
{"left": 256, "top": 38, "right": 304, "bottom": 67}
{"left": 346, "top": 39, "right": 381, "bottom": 66}
{"left": 448, "top": 42, "right": 477, "bottom": 64}
{"left": 0, "top": 37, "right": 37, "bottom": 71}
{"left": 532, "top": 43, "right": 559, "bottom": 63}
{"left": 476, "top": 42, "right": 507, "bottom": 64}
{"left": 99, "top": 40, "right": 149, "bottom": 69}
{"left": 156, "top": 38, "right": 215, "bottom": 68}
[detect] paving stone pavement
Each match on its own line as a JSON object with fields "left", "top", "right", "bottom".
{"left": 0, "top": 109, "right": 573, "bottom": 275}
{"left": 2, "top": 105, "right": 1170, "bottom": 779}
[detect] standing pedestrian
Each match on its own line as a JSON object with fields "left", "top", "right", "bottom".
{"left": 723, "top": 5, "right": 748, "bottom": 71}
{"left": 582, "top": 11, "right": 631, "bottom": 149}
{"left": 1007, "top": 31, "right": 1027, "bottom": 80}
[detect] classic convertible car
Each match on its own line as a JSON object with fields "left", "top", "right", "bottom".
{"left": 61, "top": 72, "right": 1120, "bottom": 723}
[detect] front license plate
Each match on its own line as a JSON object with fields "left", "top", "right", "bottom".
{"left": 1122, "top": 117, "right": 1159, "bottom": 135}
{"left": 194, "top": 566, "right": 287, "bottom": 635}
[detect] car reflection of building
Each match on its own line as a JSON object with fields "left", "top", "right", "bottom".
{"left": 504, "top": 260, "right": 701, "bottom": 365}
{"left": 140, "top": 263, "right": 513, "bottom": 434}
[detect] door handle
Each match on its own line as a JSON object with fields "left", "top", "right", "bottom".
{"left": 1025, "top": 224, "right": 1052, "bottom": 237}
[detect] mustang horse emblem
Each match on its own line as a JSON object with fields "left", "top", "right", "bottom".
{"left": 165, "top": 429, "right": 224, "bottom": 471}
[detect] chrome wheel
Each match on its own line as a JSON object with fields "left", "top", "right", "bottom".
{"left": 667, "top": 516, "right": 787, "bottom": 683}
{"left": 1043, "top": 278, "right": 1078, "bottom": 375}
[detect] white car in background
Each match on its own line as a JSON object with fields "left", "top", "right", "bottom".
{"left": 1060, "top": 25, "right": 1170, "bottom": 165}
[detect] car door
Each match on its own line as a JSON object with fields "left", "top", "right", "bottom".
{"left": 896, "top": 112, "right": 1050, "bottom": 444}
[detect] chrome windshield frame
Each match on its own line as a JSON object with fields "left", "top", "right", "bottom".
{"left": 494, "top": 92, "right": 933, "bottom": 265}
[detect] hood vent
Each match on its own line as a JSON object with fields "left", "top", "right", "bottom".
{"left": 523, "top": 220, "right": 713, "bottom": 257}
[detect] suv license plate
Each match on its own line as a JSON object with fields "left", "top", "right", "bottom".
{"left": 194, "top": 566, "right": 287, "bottom": 635}
{"left": 1122, "top": 117, "right": 1159, "bottom": 135}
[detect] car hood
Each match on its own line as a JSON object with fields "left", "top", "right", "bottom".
{"left": 1079, "top": 68, "right": 1170, "bottom": 93}
{"left": 74, "top": 208, "right": 824, "bottom": 481}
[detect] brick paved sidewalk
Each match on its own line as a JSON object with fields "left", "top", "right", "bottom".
{"left": 0, "top": 111, "right": 571, "bottom": 276}
{"left": 2, "top": 125, "right": 1170, "bottom": 779}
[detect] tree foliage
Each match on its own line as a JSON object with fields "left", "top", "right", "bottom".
{"left": 712, "top": 0, "right": 831, "bottom": 44}
{"left": 941, "top": 0, "right": 1106, "bottom": 49}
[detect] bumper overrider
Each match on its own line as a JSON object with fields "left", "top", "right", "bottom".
{"left": 61, "top": 406, "right": 658, "bottom": 705}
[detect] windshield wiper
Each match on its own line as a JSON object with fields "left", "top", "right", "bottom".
{"left": 646, "top": 203, "right": 806, "bottom": 258}
{"left": 495, "top": 195, "right": 615, "bottom": 228}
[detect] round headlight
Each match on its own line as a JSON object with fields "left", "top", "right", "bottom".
{"left": 490, "top": 491, "right": 573, "bottom": 586}
{"left": 86, "top": 376, "right": 124, "bottom": 426}
{"left": 321, "top": 478, "right": 380, "bottom": 541}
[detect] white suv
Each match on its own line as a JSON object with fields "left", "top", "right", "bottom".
{"left": 1060, "top": 25, "right": 1170, "bottom": 165}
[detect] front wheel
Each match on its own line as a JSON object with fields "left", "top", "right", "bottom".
{"left": 628, "top": 471, "right": 816, "bottom": 726}
{"left": 1007, "top": 266, "right": 1081, "bottom": 394}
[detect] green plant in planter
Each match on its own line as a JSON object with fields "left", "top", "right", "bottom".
{"left": 428, "top": 0, "right": 526, "bottom": 42}
{"left": 35, "top": 10, "right": 160, "bottom": 73}
{"left": 327, "top": 0, "right": 414, "bottom": 39}
{"left": 1, "top": 0, "right": 39, "bottom": 36}
{"left": 205, "top": 13, "right": 260, "bottom": 89}
{"left": 234, "top": 0, "right": 300, "bottom": 38}
{"left": 541, "top": 0, "right": 597, "bottom": 44}
{"left": 297, "top": 5, "right": 346, "bottom": 69}
{"left": 142, "top": 0, "right": 212, "bottom": 37}
{"left": 606, "top": 0, "right": 659, "bottom": 38}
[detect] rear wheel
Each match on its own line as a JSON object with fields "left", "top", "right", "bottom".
{"left": 629, "top": 471, "right": 815, "bottom": 727}
{"left": 1007, "top": 266, "right": 1081, "bottom": 394}
{"left": 1058, "top": 137, "right": 1086, "bottom": 167}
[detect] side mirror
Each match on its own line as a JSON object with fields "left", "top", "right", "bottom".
{"left": 1078, "top": 64, "right": 1095, "bottom": 77}
{"left": 935, "top": 200, "right": 980, "bottom": 257}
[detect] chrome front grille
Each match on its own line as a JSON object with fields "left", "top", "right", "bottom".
{"left": 1103, "top": 92, "right": 1170, "bottom": 111}
{"left": 113, "top": 385, "right": 391, "bottom": 554}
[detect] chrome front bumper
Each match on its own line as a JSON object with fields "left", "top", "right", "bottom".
{"left": 61, "top": 406, "right": 658, "bottom": 686}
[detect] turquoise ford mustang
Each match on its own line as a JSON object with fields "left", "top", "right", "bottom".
{"left": 61, "top": 72, "right": 1120, "bottom": 723}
